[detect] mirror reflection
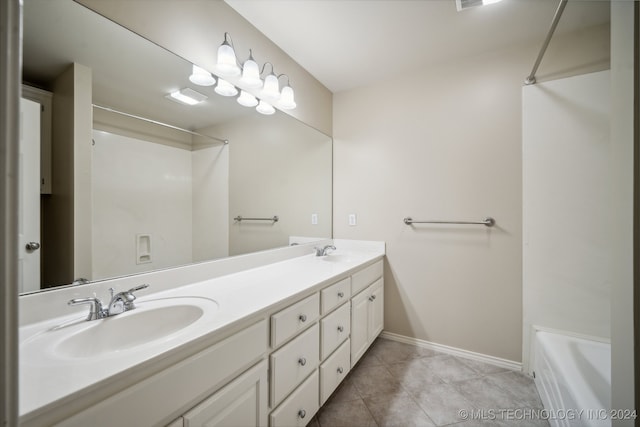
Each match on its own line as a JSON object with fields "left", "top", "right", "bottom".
{"left": 20, "top": 0, "right": 332, "bottom": 294}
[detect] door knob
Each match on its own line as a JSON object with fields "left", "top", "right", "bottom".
{"left": 25, "top": 242, "right": 40, "bottom": 252}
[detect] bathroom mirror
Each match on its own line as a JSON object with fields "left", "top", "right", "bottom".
{"left": 20, "top": 0, "right": 332, "bottom": 294}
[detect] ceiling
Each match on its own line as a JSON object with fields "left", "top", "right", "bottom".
{"left": 225, "top": 0, "right": 611, "bottom": 93}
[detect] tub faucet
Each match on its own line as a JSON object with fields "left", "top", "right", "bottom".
{"left": 315, "top": 245, "right": 336, "bottom": 256}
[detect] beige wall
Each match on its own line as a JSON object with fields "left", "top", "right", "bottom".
{"left": 333, "top": 25, "right": 609, "bottom": 362}
{"left": 76, "top": 0, "right": 333, "bottom": 136}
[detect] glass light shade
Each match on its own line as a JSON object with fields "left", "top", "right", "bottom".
{"left": 256, "top": 100, "right": 275, "bottom": 115}
{"left": 214, "top": 79, "right": 238, "bottom": 97}
{"left": 189, "top": 64, "right": 215, "bottom": 86}
{"left": 216, "top": 42, "right": 240, "bottom": 76}
{"left": 237, "top": 90, "right": 258, "bottom": 107}
{"left": 260, "top": 73, "right": 280, "bottom": 100}
{"left": 278, "top": 85, "right": 296, "bottom": 110}
{"left": 240, "top": 58, "right": 262, "bottom": 88}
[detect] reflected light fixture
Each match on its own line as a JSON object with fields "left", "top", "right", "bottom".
{"left": 166, "top": 88, "right": 208, "bottom": 106}
{"left": 237, "top": 90, "right": 258, "bottom": 107}
{"left": 256, "top": 100, "right": 275, "bottom": 115}
{"left": 455, "top": 0, "right": 503, "bottom": 11}
{"left": 189, "top": 64, "right": 216, "bottom": 86}
{"left": 215, "top": 78, "right": 239, "bottom": 97}
{"left": 216, "top": 32, "right": 241, "bottom": 76}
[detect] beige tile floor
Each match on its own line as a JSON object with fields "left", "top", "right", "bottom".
{"left": 307, "top": 337, "right": 549, "bottom": 427}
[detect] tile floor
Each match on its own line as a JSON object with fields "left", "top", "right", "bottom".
{"left": 307, "top": 337, "right": 549, "bottom": 427}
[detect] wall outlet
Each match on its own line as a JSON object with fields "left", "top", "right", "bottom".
{"left": 348, "top": 214, "right": 357, "bottom": 226}
{"left": 311, "top": 213, "right": 318, "bottom": 225}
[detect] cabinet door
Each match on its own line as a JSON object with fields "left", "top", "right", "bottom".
{"left": 350, "top": 289, "right": 370, "bottom": 367}
{"left": 368, "top": 278, "right": 384, "bottom": 341}
{"left": 182, "top": 360, "right": 268, "bottom": 427}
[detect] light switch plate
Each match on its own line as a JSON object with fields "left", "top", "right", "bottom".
{"left": 348, "top": 214, "right": 357, "bottom": 226}
{"left": 311, "top": 213, "right": 318, "bottom": 225}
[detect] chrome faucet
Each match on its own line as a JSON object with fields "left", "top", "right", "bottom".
{"left": 315, "top": 245, "right": 336, "bottom": 256}
{"left": 68, "top": 284, "right": 149, "bottom": 321}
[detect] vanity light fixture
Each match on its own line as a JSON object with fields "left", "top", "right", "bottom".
{"left": 189, "top": 64, "right": 216, "bottom": 86}
{"left": 216, "top": 32, "right": 241, "bottom": 76}
{"left": 256, "top": 100, "right": 275, "bottom": 115}
{"left": 278, "top": 76, "right": 296, "bottom": 110}
{"left": 166, "top": 88, "right": 208, "bottom": 106}
{"left": 207, "top": 32, "right": 297, "bottom": 112}
{"left": 214, "top": 78, "right": 239, "bottom": 97}
{"left": 237, "top": 90, "right": 259, "bottom": 107}
{"left": 260, "top": 63, "right": 280, "bottom": 100}
{"left": 240, "top": 49, "right": 263, "bottom": 88}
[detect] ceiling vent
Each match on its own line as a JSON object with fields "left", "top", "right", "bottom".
{"left": 456, "top": 0, "right": 502, "bottom": 12}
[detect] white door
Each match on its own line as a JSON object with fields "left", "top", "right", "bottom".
{"left": 19, "top": 98, "right": 41, "bottom": 294}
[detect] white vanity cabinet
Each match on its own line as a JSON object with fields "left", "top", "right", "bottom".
{"left": 24, "top": 248, "right": 385, "bottom": 427}
{"left": 54, "top": 320, "right": 269, "bottom": 427}
{"left": 350, "top": 261, "right": 384, "bottom": 367}
{"left": 268, "top": 259, "right": 384, "bottom": 426}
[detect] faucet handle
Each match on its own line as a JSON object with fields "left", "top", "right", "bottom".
{"left": 127, "top": 284, "right": 149, "bottom": 294}
{"left": 68, "top": 297, "right": 105, "bottom": 321}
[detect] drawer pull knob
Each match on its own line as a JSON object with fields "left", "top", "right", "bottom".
{"left": 337, "top": 367, "right": 344, "bottom": 374}
{"left": 338, "top": 291, "right": 344, "bottom": 298}
{"left": 298, "top": 314, "right": 307, "bottom": 322}
{"left": 298, "top": 357, "right": 307, "bottom": 366}
{"left": 337, "top": 325, "right": 344, "bottom": 332}
{"left": 369, "top": 295, "right": 377, "bottom": 302}
{"left": 298, "top": 409, "right": 306, "bottom": 419}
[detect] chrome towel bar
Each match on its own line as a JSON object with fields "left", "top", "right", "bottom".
{"left": 403, "top": 217, "right": 495, "bottom": 227}
{"left": 234, "top": 215, "right": 279, "bottom": 223}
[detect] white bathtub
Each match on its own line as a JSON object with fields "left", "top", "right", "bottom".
{"left": 533, "top": 330, "right": 611, "bottom": 427}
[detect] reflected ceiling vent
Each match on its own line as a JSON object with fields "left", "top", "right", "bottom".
{"left": 456, "top": 0, "right": 502, "bottom": 11}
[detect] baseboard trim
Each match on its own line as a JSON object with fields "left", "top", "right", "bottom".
{"left": 379, "top": 331, "right": 522, "bottom": 372}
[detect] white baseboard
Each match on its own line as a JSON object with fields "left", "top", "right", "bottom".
{"left": 379, "top": 331, "right": 522, "bottom": 372}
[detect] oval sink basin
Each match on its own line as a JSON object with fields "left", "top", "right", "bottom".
{"left": 56, "top": 303, "right": 205, "bottom": 358}
{"left": 22, "top": 296, "right": 219, "bottom": 361}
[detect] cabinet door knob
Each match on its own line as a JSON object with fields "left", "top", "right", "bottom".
{"left": 298, "top": 409, "right": 306, "bottom": 419}
{"left": 298, "top": 357, "right": 307, "bottom": 366}
{"left": 298, "top": 314, "right": 307, "bottom": 322}
{"left": 337, "top": 367, "right": 344, "bottom": 374}
{"left": 369, "top": 294, "right": 377, "bottom": 302}
{"left": 337, "top": 291, "right": 344, "bottom": 298}
{"left": 337, "top": 325, "right": 344, "bottom": 332}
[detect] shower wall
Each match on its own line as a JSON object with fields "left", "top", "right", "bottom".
{"left": 522, "top": 70, "right": 611, "bottom": 372}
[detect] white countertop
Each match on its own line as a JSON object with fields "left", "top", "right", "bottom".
{"left": 19, "top": 241, "right": 384, "bottom": 420}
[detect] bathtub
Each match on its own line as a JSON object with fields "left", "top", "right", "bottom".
{"left": 533, "top": 330, "right": 611, "bottom": 427}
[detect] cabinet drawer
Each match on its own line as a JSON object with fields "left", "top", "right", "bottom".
{"left": 320, "top": 302, "right": 350, "bottom": 360}
{"left": 320, "top": 277, "right": 351, "bottom": 315}
{"left": 351, "top": 260, "right": 383, "bottom": 295}
{"left": 270, "top": 371, "right": 319, "bottom": 427}
{"left": 270, "top": 323, "right": 319, "bottom": 407}
{"left": 271, "top": 293, "right": 319, "bottom": 348}
{"left": 320, "top": 339, "right": 351, "bottom": 405}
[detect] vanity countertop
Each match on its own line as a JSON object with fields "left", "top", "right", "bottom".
{"left": 19, "top": 241, "right": 384, "bottom": 421}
